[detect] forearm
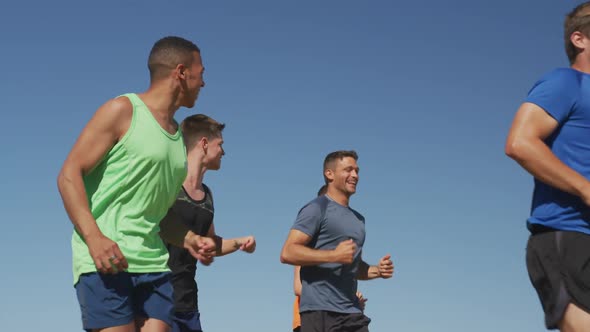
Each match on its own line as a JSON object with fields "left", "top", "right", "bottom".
{"left": 356, "top": 261, "right": 381, "bottom": 280}
{"left": 57, "top": 169, "right": 103, "bottom": 240}
{"left": 294, "top": 266, "right": 302, "bottom": 296}
{"left": 158, "top": 211, "right": 192, "bottom": 248}
{"left": 508, "top": 136, "right": 590, "bottom": 198}
{"left": 213, "top": 236, "right": 247, "bottom": 256}
{"left": 280, "top": 243, "right": 335, "bottom": 266}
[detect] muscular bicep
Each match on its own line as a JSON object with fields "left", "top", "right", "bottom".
{"left": 281, "top": 229, "right": 312, "bottom": 262}
{"left": 61, "top": 97, "right": 133, "bottom": 176}
{"left": 284, "top": 229, "right": 313, "bottom": 247}
{"left": 507, "top": 102, "right": 560, "bottom": 143}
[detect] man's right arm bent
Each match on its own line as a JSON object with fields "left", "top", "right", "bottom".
{"left": 505, "top": 103, "right": 590, "bottom": 204}
{"left": 57, "top": 97, "right": 133, "bottom": 274}
{"left": 280, "top": 230, "right": 356, "bottom": 266}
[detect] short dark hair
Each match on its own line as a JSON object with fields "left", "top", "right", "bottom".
{"left": 148, "top": 36, "right": 201, "bottom": 82}
{"left": 323, "top": 150, "right": 358, "bottom": 184}
{"left": 180, "top": 114, "right": 225, "bottom": 150}
{"left": 565, "top": 2, "right": 590, "bottom": 64}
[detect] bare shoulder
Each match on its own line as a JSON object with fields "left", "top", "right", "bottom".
{"left": 98, "top": 96, "right": 133, "bottom": 121}
{"left": 91, "top": 96, "right": 134, "bottom": 139}
{"left": 61, "top": 96, "right": 135, "bottom": 174}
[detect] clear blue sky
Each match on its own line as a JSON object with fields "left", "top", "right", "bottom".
{"left": 0, "top": 0, "right": 584, "bottom": 331}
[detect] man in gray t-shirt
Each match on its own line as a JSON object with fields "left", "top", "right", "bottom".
{"left": 280, "top": 150, "right": 394, "bottom": 332}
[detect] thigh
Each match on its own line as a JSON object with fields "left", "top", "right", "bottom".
{"left": 301, "top": 311, "right": 370, "bottom": 332}
{"left": 300, "top": 311, "right": 326, "bottom": 332}
{"left": 136, "top": 317, "right": 171, "bottom": 332}
{"left": 76, "top": 272, "right": 134, "bottom": 331}
{"left": 132, "top": 273, "right": 175, "bottom": 328}
{"left": 561, "top": 231, "right": 590, "bottom": 312}
{"left": 92, "top": 322, "right": 135, "bottom": 332}
{"left": 325, "top": 312, "right": 370, "bottom": 332}
{"left": 560, "top": 302, "right": 590, "bottom": 332}
{"left": 171, "top": 311, "right": 203, "bottom": 332}
{"left": 526, "top": 232, "right": 570, "bottom": 329}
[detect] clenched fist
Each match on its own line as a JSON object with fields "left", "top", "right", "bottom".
{"left": 377, "top": 254, "right": 394, "bottom": 279}
{"left": 332, "top": 239, "right": 356, "bottom": 264}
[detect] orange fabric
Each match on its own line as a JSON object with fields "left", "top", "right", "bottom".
{"left": 292, "top": 296, "right": 301, "bottom": 330}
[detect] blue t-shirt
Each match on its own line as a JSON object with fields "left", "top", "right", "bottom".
{"left": 292, "top": 195, "right": 366, "bottom": 314}
{"left": 525, "top": 68, "right": 590, "bottom": 234}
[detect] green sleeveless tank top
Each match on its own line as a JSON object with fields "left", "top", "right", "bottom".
{"left": 72, "top": 93, "right": 188, "bottom": 284}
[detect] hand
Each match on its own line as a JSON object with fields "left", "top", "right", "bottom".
{"left": 332, "top": 239, "right": 356, "bottom": 264}
{"left": 356, "top": 291, "right": 368, "bottom": 311}
{"left": 86, "top": 234, "right": 128, "bottom": 274}
{"left": 239, "top": 236, "right": 256, "bottom": 253}
{"left": 377, "top": 254, "right": 394, "bottom": 279}
{"left": 185, "top": 234, "right": 216, "bottom": 266}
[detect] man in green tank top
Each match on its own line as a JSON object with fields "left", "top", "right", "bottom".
{"left": 57, "top": 36, "right": 216, "bottom": 332}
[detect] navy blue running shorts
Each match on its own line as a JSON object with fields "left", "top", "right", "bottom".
{"left": 75, "top": 272, "right": 174, "bottom": 331}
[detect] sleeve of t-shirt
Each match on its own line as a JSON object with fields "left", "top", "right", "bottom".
{"left": 291, "top": 202, "right": 322, "bottom": 238}
{"left": 525, "top": 69, "right": 580, "bottom": 124}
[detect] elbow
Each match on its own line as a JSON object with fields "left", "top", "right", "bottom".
{"left": 280, "top": 252, "right": 289, "bottom": 264}
{"left": 280, "top": 248, "right": 292, "bottom": 265}
{"left": 57, "top": 170, "right": 68, "bottom": 195}
{"left": 505, "top": 137, "right": 527, "bottom": 162}
{"left": 57, "top": 163, "right": 79, "bottom": 195}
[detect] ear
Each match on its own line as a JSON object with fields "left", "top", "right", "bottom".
{"left": 200, "top": 137, "right": 209, "bottom": 153}
{"left": 324, "top": 168, "right": 334, "bottom": 182}
{"left": 571, "top": 31, "right": 589, "bottom": 51}
{"left": 175, "top": 64, "right": 187, "bottom": 80}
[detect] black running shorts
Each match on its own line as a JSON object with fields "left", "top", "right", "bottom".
{"left": 300, "top": 311, "right": 370, "bottom": 332}
{"left": 526, "top": 230, "right": 590, "bottom": 329}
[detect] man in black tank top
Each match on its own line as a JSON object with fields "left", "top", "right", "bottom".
{"left": 160, "top": 114, "right": 257, "bottom": 332}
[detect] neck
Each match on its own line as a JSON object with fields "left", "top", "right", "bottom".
{"left": 139, "top": 82, "right": 183, "bottom": 121}
{"left": 183, "top": 154, "right": 208, "bottom": 191}
{"left": 572, "top": 57, "right": 590, "bottom": 75}
{"left": 326, "top": 187, "right": 350, "bottom": 207}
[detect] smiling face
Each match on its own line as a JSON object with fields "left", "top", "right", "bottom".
{"left": 325, "top": 156, "right": 359, "bottom": 197}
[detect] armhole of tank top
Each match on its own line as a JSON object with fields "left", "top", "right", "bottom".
{"left": 203, "top": 183, "right": 212, "bottom": 200}
{"left": 178, "top": 123, "right": 186, "bottom": 153}
{"left": 85, "top": 94, "right": 137, "bottom": 174}
{"left": 174, "top": 119, "right": 182, "bottom": 137}
{"left": 115, "top": 93, "right": 138, "bottom": 148}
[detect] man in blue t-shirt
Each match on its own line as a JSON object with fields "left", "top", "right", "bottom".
{"left": 280, "top": 150, "right": 394, "bottom": 332}
{"left": 506, "top": 2, "right": 590, "bottom": 330}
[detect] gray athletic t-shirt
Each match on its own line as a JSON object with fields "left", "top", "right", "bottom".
{"left": 292, "top": 195, "right": 366, "bottom": 314}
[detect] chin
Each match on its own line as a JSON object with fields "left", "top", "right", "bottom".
{"left": 184, "top": 100, "right": 196, "bottom": 108}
